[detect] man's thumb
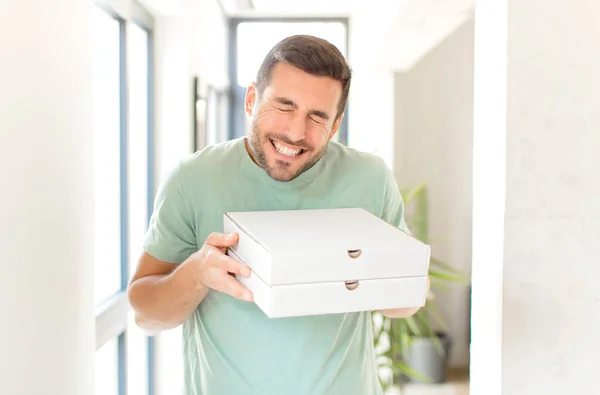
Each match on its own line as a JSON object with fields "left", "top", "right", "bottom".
{"left": 205, "top": 232, "right": 239, "bottom": 248}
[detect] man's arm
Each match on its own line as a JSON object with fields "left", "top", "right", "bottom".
{"left": 129, "top": 158, "right": 253, "bottom": 335}
{"left": 128, "top": 232, "right": 252, "bottom": 336}
{"left": 378, "top": 276, "right": 430, "bottom": 318}
{"left": 128, "top": 252, "right": 207, "bottom": 335}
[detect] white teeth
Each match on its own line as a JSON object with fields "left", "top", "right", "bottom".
{"left": 273, "top": 140, "right": 302, "bottom": 157}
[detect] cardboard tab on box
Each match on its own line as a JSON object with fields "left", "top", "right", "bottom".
{"left": 224, "top": 208, "right": 430, "bottom": 318}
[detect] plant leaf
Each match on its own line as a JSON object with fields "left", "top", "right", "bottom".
{"left": 428, "top": 268, "right": 466, "bottom": 283}
{"left": 392, "top": 360, "right": 432, "bottom": 383}
{"left": 414, "top": 187, "right": 429, "bottom": 242}
{"left": 429, "top": 277, "right": 450, "bottom": 290}
{"left": 402, "top": 173, "right": 436, "bottom": 204}
{"left": 400, "top": 336, "right": 411, "bottom": 360}
{"left": 403, "top": 316, "right": 422, "bottom": 337}
{"left": 416, "top": 310, "right": 431, "bottom": 330}
{"left": 401, "top": 181, "right": 425, "bottom": 205}
{"left": 378, "top": 374, "right": 390, "bottom": 393}
{"left": 430, "top": 257, "right": 464, "bottom": 275}
{"left": 427, "top": 300, "right": 448, "bottom": 329}
{"left": 427, "top": 332, "right": 446, "bottom": 355}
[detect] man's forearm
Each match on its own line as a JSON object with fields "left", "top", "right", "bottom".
{"left": 377, "top": 306, "right": 422, "bottom": 319}
{"left": 128, "top": 260, "right": 208, "bottom": 335}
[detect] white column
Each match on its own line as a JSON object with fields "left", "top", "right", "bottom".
{"left": 0, "top": 1, "right": 95, "bottom": 394}
{"left": 472, "top": 0, "right": 600, "bottom": 394}
{"left": 470, "top": 0, "right": 506, "bottom": 394}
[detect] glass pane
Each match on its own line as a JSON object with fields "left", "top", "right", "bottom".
{"left": 127, "top": 312, "right": 149, "bottom": 395}
{"left": 93, "top": 6, "right": 122, "bottom": 305}
{"left": 127, "top": 22, "right": 149, "bottom": 278}
{"left": 95, "top": 337, "right": 119, "bottom": 395}
{"left": 236, "top": 22, "right": 347, "bottom": 88}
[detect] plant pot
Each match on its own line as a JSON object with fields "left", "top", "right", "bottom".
{"left": 403, "top": 332, "right": 452, "bottom": 384}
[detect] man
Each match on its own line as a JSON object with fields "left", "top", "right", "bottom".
{"left": 128, "top": 35, "right": 425, "bottom": 395}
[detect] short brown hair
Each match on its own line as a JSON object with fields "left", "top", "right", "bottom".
{"left": 255, "top": 34, "right": 352, "bottom": 122}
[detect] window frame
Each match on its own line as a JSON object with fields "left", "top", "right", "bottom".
{"left": 227, "top": 17, "right": 351, "bottom": 145}
{"left": 93, "top": 1, "right": 156, "bottom": 395}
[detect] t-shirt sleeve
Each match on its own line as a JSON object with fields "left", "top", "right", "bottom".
{"left": 143, "top": 163, "right": 198, "bottom": 264}
{"left": 380, "top": 164, "right": 411, "bottom": 235}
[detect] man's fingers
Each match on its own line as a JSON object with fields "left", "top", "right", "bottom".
{"left": 216, "top": 274, "right": 253, "bottom": 302}
{"left": 205, "top": 232, "right": 239, "bottom": 249}
{"left": 216, "top": 254, "right": 251, "bottom": 277}
{"left": 201, "top": 236, "right": 253, "bottom": 302}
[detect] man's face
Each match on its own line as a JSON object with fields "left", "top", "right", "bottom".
{"left": 245, "top": 62, "right": 344, "bottom": 182}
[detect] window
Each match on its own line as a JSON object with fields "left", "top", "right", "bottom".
{"left": 127, "top": 21, "right": 150, "bottom": 287}
{"left": 93, "top": 2, "right": 155, "bottom": 394}
{"left": 126, "top": 21, "right": 152, "bottom": 395}
{"left": 229, "top": 19, "right": 349, "bottom": 144}
{"left": 95, "top": 337, "right": 120, "bottom": 395}
{"left": 236, "top": 22, "right": 347, "bottom": 88}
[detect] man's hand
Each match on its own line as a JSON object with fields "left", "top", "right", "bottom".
{"left": 128, "top": 232, "right": 253, "bottom": 335}
{"left": 189, "top": 232, "right": 253, "bottom": 302}
{"left": 378, "top": 275, "right": 430, "bottom": 319}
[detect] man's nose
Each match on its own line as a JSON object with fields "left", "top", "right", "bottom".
{"left": 285, "top": 112, "right": 307, "bottom": 142}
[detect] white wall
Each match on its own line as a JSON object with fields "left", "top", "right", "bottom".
{"left": 150, "top": 1, "right": 230, "bottom": 393}
{"left": 0, "top": 0, "right": 96, "bottom": 394}
{"left": 502, "top": 0, "right": 600, "bottom": 393}
{"left": 393, "top": 19, "right": 474, "bottom": 368}
{"left": 471, "top": 0, "right": 600, "bottom": 394}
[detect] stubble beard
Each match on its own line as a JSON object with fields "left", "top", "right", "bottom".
{"left": 247, "top": 120, "right": 328, "bottom": 182}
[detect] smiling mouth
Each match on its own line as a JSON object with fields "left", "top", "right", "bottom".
{"left": 270, "top": 139, "right": 306, "bottom": 158}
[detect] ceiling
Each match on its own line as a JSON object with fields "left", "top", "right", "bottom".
{"left": 376, "top": 0, "right": 475, "bottom": 71}
{"left": 219, "top": 0, "right": 475, "bottom": 71}
{"left": 219, "top": 0, "right": 360, "bottom": 16}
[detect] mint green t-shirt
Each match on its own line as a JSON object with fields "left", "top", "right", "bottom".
{"left": 143, "top": 137, "right": 408, "bottom": 395}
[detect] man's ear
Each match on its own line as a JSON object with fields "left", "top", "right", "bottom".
{"left": 329, "top": 113, "right": 344, "bottom": 140}
{"left": 245, "top": 83, "right": 257, "bottom": 117}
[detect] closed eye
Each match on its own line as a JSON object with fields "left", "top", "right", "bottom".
{"left": 309, "top": 115, "right": 325, "bottom": 125}
{"left": 276, "top": 107, "right": 292, "bottom": 112}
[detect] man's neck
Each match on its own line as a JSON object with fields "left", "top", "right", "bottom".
{"left": 244, "top": 138, "right": 260, "bottom": 167}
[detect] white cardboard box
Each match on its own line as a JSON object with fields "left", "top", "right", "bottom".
{"left": 223, "top": 208, "right": 430, "bottom": 318}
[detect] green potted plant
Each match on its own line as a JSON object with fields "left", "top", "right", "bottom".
{"left": 373, "top": 181, "right": 466, "bottom": 392}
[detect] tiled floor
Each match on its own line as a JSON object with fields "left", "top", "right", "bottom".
{"left": 386, "top": 369, "right": 469, "bottom": 395}
{"left": 387, "top": 382, "right": 469, "bottom": 395}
